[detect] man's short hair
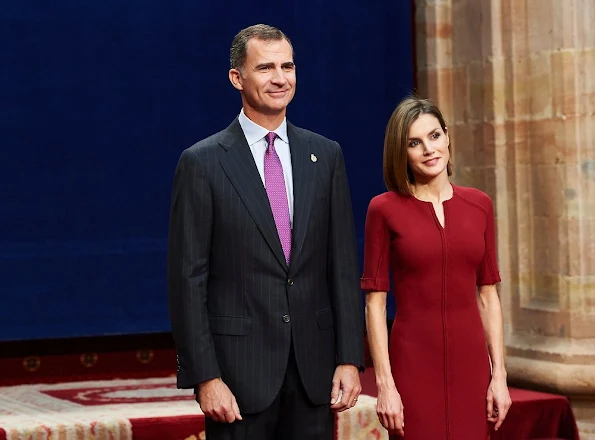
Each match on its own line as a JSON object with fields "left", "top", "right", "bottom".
{"left": 230, "top": 24, "right": 293, "bottom": 73}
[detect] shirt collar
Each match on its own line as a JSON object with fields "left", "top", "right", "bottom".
{"left": 238, "top": 109, "right": 288, "bottom": 146}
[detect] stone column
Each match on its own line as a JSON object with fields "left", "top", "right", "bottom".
{"left": 415, "top": 0, "right": 595, "bottom": 437}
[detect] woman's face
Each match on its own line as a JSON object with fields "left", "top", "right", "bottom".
{"left": 406, "top": 114, "right": 450, "bottom": 182}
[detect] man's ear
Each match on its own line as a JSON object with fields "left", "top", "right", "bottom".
{"left": 229, "top": 69, "right": 243, "bottom": 91}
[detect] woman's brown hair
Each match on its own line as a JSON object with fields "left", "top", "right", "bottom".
{"left": 383, "top": 96, "right": 453, "bottom": 196}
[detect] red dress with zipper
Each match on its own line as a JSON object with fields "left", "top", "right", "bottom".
{"left": 361, "top": 185, "right": 501, "bottom": 440}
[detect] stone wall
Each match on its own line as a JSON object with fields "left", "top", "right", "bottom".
{"left": 414, "top": 0, "right": 595, "bottom": 437}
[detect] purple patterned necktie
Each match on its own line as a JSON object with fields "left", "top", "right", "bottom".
{"left": 264, "top": 132, "right": 292, "bottom": 264}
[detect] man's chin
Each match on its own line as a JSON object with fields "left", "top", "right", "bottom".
{"left": 261, "top": 102, "right": 292, "bottom": 115}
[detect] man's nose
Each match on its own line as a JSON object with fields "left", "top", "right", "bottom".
{"left": 270, "top": 67, "right": 288, "bottom": 84}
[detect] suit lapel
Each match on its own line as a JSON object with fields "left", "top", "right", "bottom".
{"left": 218, "top": 119, "right": 288, "bottom": 271}
{"left": 288, "top": 123, "right": 316, "bottom": 269}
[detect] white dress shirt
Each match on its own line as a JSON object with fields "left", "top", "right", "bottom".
{"left": 238, "top": 109, "right": 294, "bottom": 225}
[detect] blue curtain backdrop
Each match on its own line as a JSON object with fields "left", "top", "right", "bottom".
{"left": 1, "top": 1, "right": 413, "bottom": 340}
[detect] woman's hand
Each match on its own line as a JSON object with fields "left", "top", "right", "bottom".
{"left": 487, "top": 376, "right": 512, "bottom": 431}
{"left": 376, "top": 385, "right": 405, "bottom": 436}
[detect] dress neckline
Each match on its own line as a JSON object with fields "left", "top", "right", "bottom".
{"left": 410, "top": 183, "right": 456, "bottom": 205}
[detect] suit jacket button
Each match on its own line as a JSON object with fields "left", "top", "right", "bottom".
{"left": 282, "top": 314, "right": 290, "bottom": 323}
{"left": 287, "top": 278, "right": 294, "bottom": 286}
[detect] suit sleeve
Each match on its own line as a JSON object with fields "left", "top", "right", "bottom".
{"left": 476, "top": 195, "right": 501, "bottom": 286}
{"left": 327, "top": 143, "right": 365, "bottom": 370}
{"left": 168, "top": 149, "right": 221, "bottom": 389}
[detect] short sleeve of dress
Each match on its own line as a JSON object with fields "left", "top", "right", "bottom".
{"left": 476, "top": 195, "right": 502, "bottom": 286}
{"left": 361, "top": 197, "right": 391, "bottom": 292}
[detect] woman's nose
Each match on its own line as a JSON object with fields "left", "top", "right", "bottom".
{"left": 422, "top": 142, "right": 435, "bottom": 155}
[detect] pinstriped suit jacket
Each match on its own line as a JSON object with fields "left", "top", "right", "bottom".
{"left": 168, "top": 118, "right": 364, "bottom": 414}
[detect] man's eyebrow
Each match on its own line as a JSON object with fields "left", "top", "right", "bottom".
{"left": 254, "top": 62, "right": 275, "bottom": 69}
{"left": 253, "top": 61, "right": 295, "bottom": 69}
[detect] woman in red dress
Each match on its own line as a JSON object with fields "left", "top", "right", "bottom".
{"left": 361, "top": 97, "right": 512, "bottom": 439}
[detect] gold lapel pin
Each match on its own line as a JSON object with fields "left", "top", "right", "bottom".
{"left": 311, "top": 154, "right": 317, "bottom": 163}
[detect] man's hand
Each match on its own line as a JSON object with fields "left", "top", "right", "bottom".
{"left": 330, "top": 365, "right": 361, "bottom": 412}
{"left": 197, "top": 378, "right": 242, "bottom": 423}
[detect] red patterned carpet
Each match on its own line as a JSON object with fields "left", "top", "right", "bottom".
{"left": 0, "top": 377, "right": 205, "bottom": 440}
{"left": 0, "top": 371, "right": 580, "bottom": 440}
{"left": 0, "top": 376, "right": 386, "bottom": 440}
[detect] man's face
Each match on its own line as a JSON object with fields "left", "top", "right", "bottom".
{"left": 230, "top": 38, "right": 296, "bottom": 118}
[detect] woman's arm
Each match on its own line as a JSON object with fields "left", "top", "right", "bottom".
{"left": 477, "top": 285, "right": 506, "bottom": 377}
{"left": 366, "top": 291, "right": 393, "bottom": 386}
{"left": 477, "top": 284, "right": 511, "bottom": 431}
{"left": 366, "top": 291, "right": 404, "bottom": 436}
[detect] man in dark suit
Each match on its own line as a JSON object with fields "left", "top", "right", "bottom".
{"left": 168, "top": 24, "right": 364, "bottom": 440}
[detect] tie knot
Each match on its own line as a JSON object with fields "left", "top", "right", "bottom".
{"left": 265, "top": 132, "right": 277, "bottom": 149}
